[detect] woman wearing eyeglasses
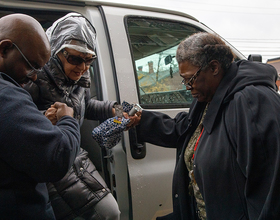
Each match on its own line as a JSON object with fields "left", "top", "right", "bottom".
{"left": 132, "top": 32, "right": 280, "bottom": 220}
{"left": 24, "top": 13, "right": 120, "bottom": 220}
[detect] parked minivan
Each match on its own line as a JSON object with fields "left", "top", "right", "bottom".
{"left": 0, "top": 0, "right": 247, "bottom": 219}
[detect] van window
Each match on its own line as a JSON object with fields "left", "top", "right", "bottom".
{"left": 126, "top": 17, "right": 204, "bottom": 108}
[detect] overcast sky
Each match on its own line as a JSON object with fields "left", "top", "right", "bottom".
{"left": 102, "top": 0, "right": 280, "bottom": 62}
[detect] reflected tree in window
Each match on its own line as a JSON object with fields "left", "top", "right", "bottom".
{"left": 126, "top": 17, "right": 204, "bottom": 107}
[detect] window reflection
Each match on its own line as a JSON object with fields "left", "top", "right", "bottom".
{"left": 126, "top": 17, "right": 204, "bottom": 107}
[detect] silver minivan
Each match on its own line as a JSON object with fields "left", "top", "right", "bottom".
{"left": 0, "top": 1, "right": 246, "bottom": 219}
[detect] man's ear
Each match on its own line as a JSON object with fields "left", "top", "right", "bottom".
{"left": 209, "top": 60, "right": 221, "bottom": 76}
{"left": 0, "top": 40, "right": 13, "bottom": 58}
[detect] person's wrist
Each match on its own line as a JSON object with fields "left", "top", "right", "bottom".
{"left": 113, "top": 104, "right": 124, "bottom": 118}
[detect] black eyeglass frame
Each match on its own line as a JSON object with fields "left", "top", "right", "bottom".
{"left": 181, "top": 67, "right": 202, "bottom": 89}
{"left": 12, "top": 43, "right": 42, "bottom": 78}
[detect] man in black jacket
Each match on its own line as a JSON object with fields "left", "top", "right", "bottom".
{"left": 0, "top": 14, "right": 80, "bottom": 219}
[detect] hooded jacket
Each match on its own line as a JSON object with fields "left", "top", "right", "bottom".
{"left": 25, "top": 12, "right": 115, "bottom": 125}
{"left": 137, "top": 60, "right": 280, "bottom": 220}
{"left": 24, "top": 13, "right": 116, "bottom": 220}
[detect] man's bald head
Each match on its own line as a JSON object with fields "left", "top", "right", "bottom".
{"left": 0, "top": 14, "right": 50, "bottom": 84}
{"left": 0, "top": 13, "right": 49, "bottom": 48}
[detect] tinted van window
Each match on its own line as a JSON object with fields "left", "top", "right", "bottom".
{"left": 126, "top": 17, "right": 204, "bottom": 108}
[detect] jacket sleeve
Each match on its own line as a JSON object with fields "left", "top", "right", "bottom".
{"left": 85, "top": 94, "right": 117, "bottom": 120}
{"left": 136, "top": 110, "right": 189, "bottom": 148}
{"left": 0, "top": 85, "right": 80, "bottom": 183}
{"left": 225, "top": 85, "right": 280, "bottom": 219}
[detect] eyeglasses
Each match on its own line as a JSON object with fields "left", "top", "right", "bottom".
{"left": 181, "top": 67, "right": 202, "bottom": 89}
{"left": 12, "top": 43, "right": 42, "bottom": 78}
{"left": 62, "top": 49, "right": 96, "bottom": 66}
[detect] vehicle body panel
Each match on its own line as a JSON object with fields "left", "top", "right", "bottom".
{"left": 0, "top": 1, "right": 246, "bottom": 219}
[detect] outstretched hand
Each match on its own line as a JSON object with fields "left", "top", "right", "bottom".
{"left": 124, "top": 111, "right": 142, "bottom": 130}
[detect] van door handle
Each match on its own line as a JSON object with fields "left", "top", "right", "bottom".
{"left": 128, "top": 127, "right": 146, "bottom": 159}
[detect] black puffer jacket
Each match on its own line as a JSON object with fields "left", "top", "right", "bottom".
{"left": 24, "top": 13, "right": 118, "bottom": 220}
{"left": 24, "top": 57, "right": 116, "bottom": 220}
{"left": 26, "top": 56, "right": 115, "bottom": 125}
{"left": 47, "top": 149, "right": 110, "bottom": 220}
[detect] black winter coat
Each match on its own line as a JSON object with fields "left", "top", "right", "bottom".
{"left": 24, "top": 57, "right": 116, "bottom": 220}
{"left": 137, "top": 60, "right": 280, "bottom": 220}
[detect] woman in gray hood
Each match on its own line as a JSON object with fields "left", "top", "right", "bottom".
{"left": 25, "top": 13, "right": 120, "bottom": 220}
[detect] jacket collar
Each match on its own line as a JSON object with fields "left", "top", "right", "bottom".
{"left": 202, "top": 62, "right": 238, "bottom": 134}
{"left": 45, "top": 56, "right": 91, "bottom": 90}
{"left": 0, "top": 72, "right": 21, "bottom": 87}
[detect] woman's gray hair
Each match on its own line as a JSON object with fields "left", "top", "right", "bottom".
{"left": 176, "top": 32, "right": 234, "bottom": 71}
